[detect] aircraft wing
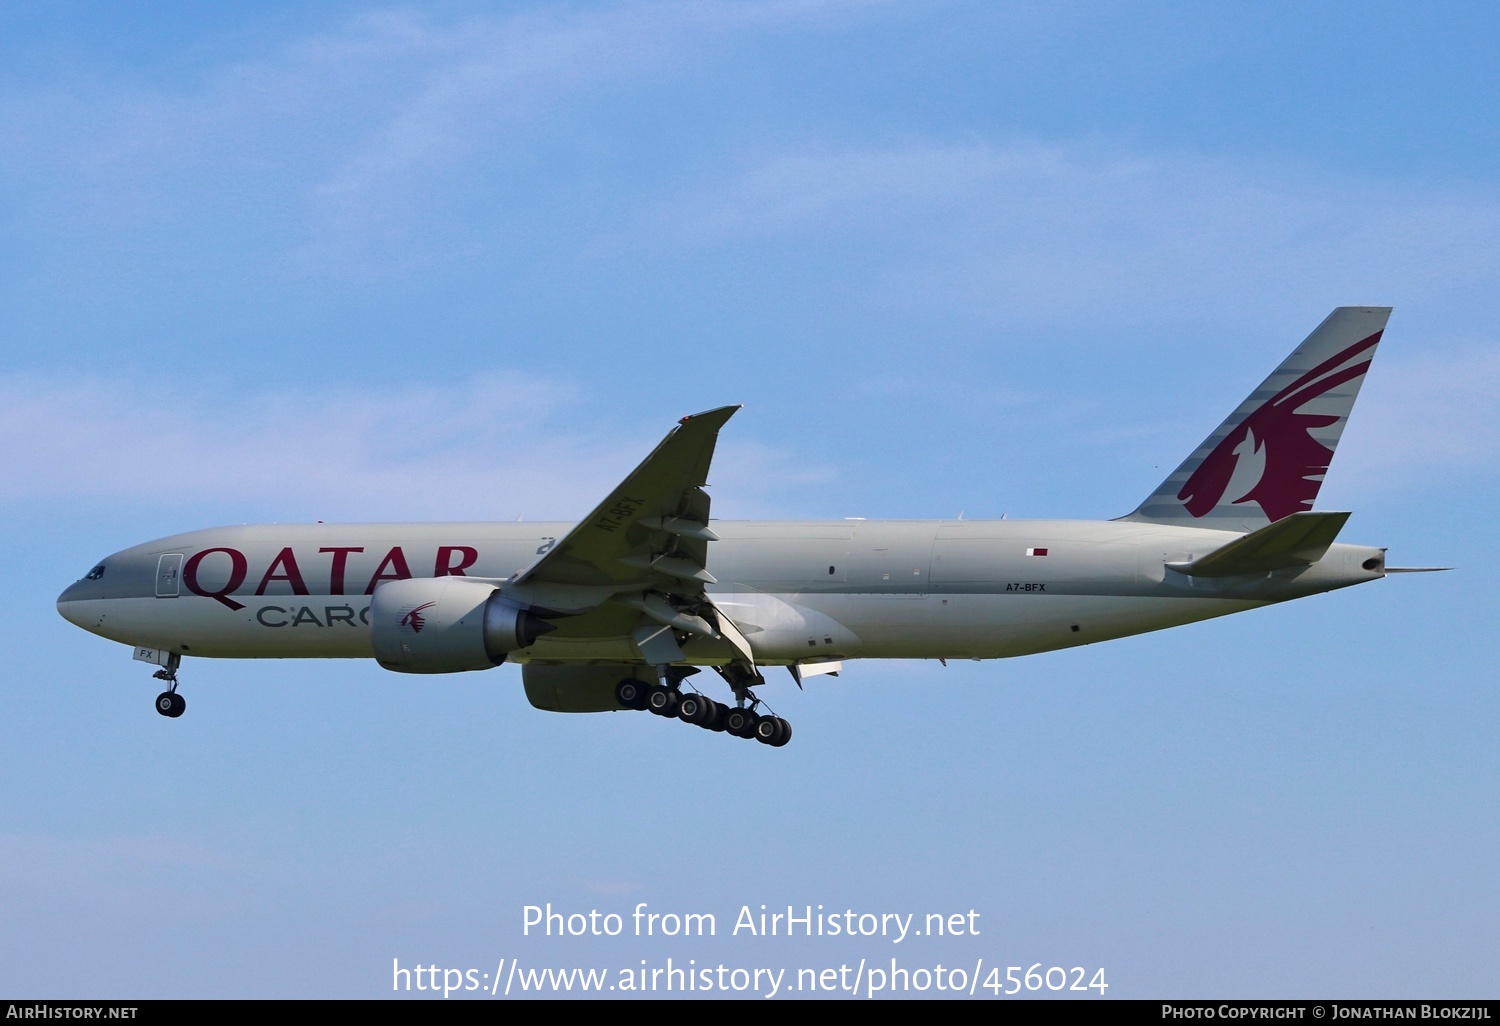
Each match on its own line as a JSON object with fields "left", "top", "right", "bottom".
{"left": 513, "top": 405, "right": 737, "bottom": 590}
{"left": 508, "top": 405, "right": 760, "bottom": 680}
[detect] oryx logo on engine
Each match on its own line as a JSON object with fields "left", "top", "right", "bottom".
{"left": 399, "top": 602, "right": 437, "bottom": 634}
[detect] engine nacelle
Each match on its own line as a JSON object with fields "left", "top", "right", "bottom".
{"left": 370, "top": 577, "right": 553, "bottom": 674}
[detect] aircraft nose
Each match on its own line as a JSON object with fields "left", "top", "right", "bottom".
{"left": 57, "top": 585, "right": 85, "bottom": 624}
{"left": 57, "top": 581, "right": 91, "bottom": 627}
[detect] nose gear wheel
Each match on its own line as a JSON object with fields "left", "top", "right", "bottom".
{"left": 151, "top": 653, "right": 186, "bottom": 718}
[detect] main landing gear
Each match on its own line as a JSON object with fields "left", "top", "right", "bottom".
{"left": 153, "top": 653, "right": 185, "bottom": 718}
{"left": 614, "top": 667, "right": 792, "bottom": 748}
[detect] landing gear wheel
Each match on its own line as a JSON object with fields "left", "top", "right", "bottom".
{"left": 647, "top": 684, "right": 680, "bottom": 717}
{"left": 677, "top": 693, "right": 714, "bottom": 727}
{"left": 708, "top": 701, "right": 730, "bottom": 732}
{"left": 615, "top": 679, "right": 648, "bottom": 710}
{"left": 752, "top": 716, "right": 791, "bottom": 747}
{"left": 155, "top": 691, "right": 185, "bottom": 718}
{"left": 725, "top": 707, "right": 757, "bottom": 738}
{"left": 754, "top": 715, "right": 788, "bottom": 746}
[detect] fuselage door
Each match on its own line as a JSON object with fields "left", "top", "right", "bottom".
{"left": 155, "top": 554, "right": 184, "bottom": 597}
{"left": 848, "top": 522, "right": 933, "bottom": 596}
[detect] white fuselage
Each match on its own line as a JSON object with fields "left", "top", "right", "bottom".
{"left": 56, "top": 518, "right": 1386, "bottom": 667}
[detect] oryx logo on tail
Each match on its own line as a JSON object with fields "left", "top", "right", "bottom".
{"left": 1122, "top": 307, "right": 1391, "bottom": 532}
{"left": 1178, "top": 332, "right": 1380, "bottom": 522}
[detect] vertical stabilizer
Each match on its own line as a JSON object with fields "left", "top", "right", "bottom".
{"left": 1122, "top": 307, "right": 1390, "bottom": 532}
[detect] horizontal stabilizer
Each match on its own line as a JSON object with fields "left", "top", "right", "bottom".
{"left": 1168, "top": 510, "right": 1350, "bottom": 578}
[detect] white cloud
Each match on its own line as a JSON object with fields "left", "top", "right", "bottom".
{"left": 3, "top": 5, "right": 1497, "bottom": 511}
{"left": 9, "top": 4, "right": 1497, "bottom": 323}
{"left": 0, "top": 2, "right": 858, "bottom": 286}
{"left": 639, "top": 140, "right": 1500, "bottom": 499}
{"left": 0, "top": 370, "right": 613, "bottom": 520}
{"left": 652, "top": 141, "right": 1500, "bottom": 324}
{"left": 0, "top": 371, "right": 810, "bottom": 521}
{"left": 1332, "top": 345, "right": 1500, "bottom": 499}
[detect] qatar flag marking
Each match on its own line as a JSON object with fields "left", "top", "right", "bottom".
{"left": 1026, "top": 547, "right": 1049, "bottom": 556}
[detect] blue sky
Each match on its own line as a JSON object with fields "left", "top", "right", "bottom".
{"left": 2, "top": 1, "right": 1497, "bottom": 999}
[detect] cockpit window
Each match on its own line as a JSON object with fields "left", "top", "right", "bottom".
{"left": 85, "top": 564, "right": 105, "bottom": 581}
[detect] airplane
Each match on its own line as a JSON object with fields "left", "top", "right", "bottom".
{"left": 57, "top": 307, "right": 1442, "bottom": 747}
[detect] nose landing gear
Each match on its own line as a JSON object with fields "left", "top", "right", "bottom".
{"left": 152, "top": 653, "right": 185, "bottom": 718}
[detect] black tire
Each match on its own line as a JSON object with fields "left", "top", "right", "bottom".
{"left": 769, "top": 717, "right": 792, "bottom": 748}
{"left": 754, "top": 715, "right": 785, "bottom": 746}
{"left": 725, "top": 707, "right": 756, "bottom": 738}
{"left": 678, "top": 694, "right": 711, "bottom": 726}
{"left": 708, "top": 701, "right": 730, "bottom": 732}
{"left": 156, "top": 691, "right": 185, "bottom": 718}
{"left": 647, "top": 685, "right": 680, "bottom": 717}
{"left": 615, "top": 679, "right": 647, "bottom": 710}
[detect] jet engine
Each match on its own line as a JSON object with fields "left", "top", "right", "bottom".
{"left": 369, "top": 577, "right": 553, "bottom": 673}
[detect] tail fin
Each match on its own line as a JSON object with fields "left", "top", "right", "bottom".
{"left": 1122, "top": 307, "right": 1390, "bottom": 532}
